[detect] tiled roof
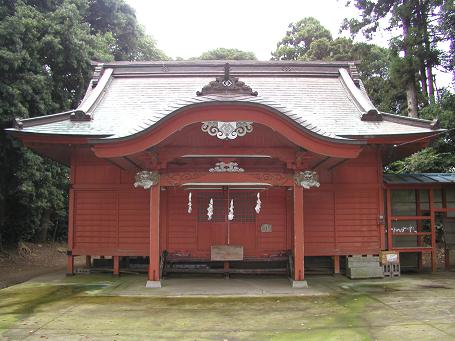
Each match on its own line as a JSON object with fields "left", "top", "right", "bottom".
{"left": 384, "top": 173, "right": 455, "bottom": 184}
{"left": 8, "top": 61, "right": 440, "bottom": 141}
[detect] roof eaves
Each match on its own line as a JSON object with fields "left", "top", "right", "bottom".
{"left": 381, "top": 112, "right": 440, "bottom": 130}
{"left": 12, "top": 110, "right": 73, "bottom": 130}
{"left": 89, "top": 97, "right": 365, "bottom": 146}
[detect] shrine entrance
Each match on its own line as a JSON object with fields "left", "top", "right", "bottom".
{"left": 163, "top": 186, "right": 290, "bottom": 261}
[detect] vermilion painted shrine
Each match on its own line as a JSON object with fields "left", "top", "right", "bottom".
{"left": 8, "top": 61, "right": 454, "bottom": 287}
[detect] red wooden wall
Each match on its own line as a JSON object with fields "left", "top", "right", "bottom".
{"left": 304, "top": 149, "right": 382, "bottom": 256}
{"left": 71, "top": 149, "right": 150, "bottom": 256}
{"left": 70, "top": 146, "right": 382, "bottom": 259}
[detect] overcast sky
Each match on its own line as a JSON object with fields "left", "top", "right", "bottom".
{"left": 126, "top": 0, "right": 452, "bottom": 89}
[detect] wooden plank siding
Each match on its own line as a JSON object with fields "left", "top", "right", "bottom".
{"left": 70, "top": 148, "right": 382, "bottom": 259}
{"left": 304, "top": 150, "right": 382, "bottom": 256}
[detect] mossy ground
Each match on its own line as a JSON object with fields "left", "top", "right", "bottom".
{"left": 1, "top": 273, "right": 454, "bottom": 340}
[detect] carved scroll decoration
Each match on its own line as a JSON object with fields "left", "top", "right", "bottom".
{"left": 294, "top": 171, "right": 320, "bottom": 189}
{"left": 209, "top": 162, "right": 245, "bottom": 173}
{"left": 134, "top": 171, "right": 159, "bottom": 189}
{"left": 201, "top": 121, "right": 253, "bottom": 140}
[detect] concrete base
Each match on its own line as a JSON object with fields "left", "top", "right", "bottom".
{"left": 290, "top": 280, "right": 308, "bottom": 288}
{"left": 145, "top": 280, "right": 162, "bottom": 288}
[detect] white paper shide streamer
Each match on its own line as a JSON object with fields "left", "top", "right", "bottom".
{"left": 228, "top": 199, "right": 234, "bottom": 221}
{"left": 207, "top": 198, "right": 214, "bottom": 221}
{"left": 187, "top": 192, "right": 192, "bottom": 214}
{"left": 255, "top": 192, "right": 261, "bottom": 214}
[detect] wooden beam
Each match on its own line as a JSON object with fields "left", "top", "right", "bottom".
{"left": 386, "top": 189, "right": 392, "bottom": 251}
{"left": 293, "top": 185, "right": 304, "bottom": 281}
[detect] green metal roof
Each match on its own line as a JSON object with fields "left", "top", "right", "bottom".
{"left": 384, "top": 173, "right": 455, "bottom": 184}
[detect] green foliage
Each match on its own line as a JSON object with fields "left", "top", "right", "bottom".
{"left": 272, "top": 17, "right": 407, "bottom": 114}
{"left": 388, "top": 91, "right": 455, "bottom": 173}
{"left": 272, "top": 17, "right": 332, "bottom": 60}
{"left": 0, "top": 0, "right": 165, "bottom": 246}
{"left": 196, "top": 48, "right": 256, "bottom": 60}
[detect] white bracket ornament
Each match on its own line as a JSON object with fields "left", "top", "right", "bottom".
{"left": 133, "top": 171, "right": 159, "bottom": 189}
{"left": 209, "top": 162, "right": 244, "bottom": 173}
{"left": 207, "top": 198, "right": 214, "bottom": 221}
{"left": 201, "top": 121, "right": 253, "bottom": 140}
{"left": 294, "top": 171, "right": 320, "bottom": 189}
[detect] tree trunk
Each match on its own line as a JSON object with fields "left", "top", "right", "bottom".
{"left": 420, "top": 0, "right": 435, "bottom": 103}
{"left": 402, "top": 2, "right": 419, "bottom": 117}
{"left": 40, "top": 209, "right": 52, "bottom": 242}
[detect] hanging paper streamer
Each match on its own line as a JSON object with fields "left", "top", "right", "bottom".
{"left": 255, "top": 192, "right": 261, "bottom": 214}
{"left": 187, "top": 192, "right": 192, "bottom": 214}
{"left": 207, "top": 198, "right": 213, "bottom": 221}
{"left": 228, "top": 199, "right": 234, "bottom": 221}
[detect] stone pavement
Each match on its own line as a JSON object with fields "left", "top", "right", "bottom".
{"left": 1, "top": 272, "right": 455, "bottom": 340}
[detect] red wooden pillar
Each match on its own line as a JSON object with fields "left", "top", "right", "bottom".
{"left": 292, "top": 184, "right": 307, "bottom": 287}
{"left": 333, "top": 255, "right": 340, "bottom": 274}
{"left": 416, "top": 190, "right": 424, "bottom": 272}
{"left": 66, "top": 187, "right": 75, "bottom": 276}
{"left": 386, "top": 189, "right": 392, "bottom": 250}
{"left": 147, "top": 184, "right": 161, "bottom": 287}
{"left": 85, "top": 256, "right": 91, "bottom": 268}
{"left": 429, "top": 189, "right": 437, "bottom": 272}
{"left": 113, "top": 256, "right": 120, "bottom": 276}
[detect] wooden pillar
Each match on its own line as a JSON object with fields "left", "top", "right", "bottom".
{"left": 293, "top": 184, "right": 305, "bottom": 284}
{"left": 429, "top": 189, "right": 437, "bottom": 272}
{"left": 66, "top": 253, "right": 74, "bottom": 276}
{"left": 85, "top": 256, "right": 91, "bottom": 268}
{"left": 416, "top": 190, "right": 424, "bottom": 271}
{"left": 386, "top": 189, "right": 393, "bottom": 250}
{"left": 147, "top": 184, "right": 161, "bottom": 287}
{"left": 66, "top": 187, "right": 75, "bottom": 276}
{"left": 113, "top": 255, "right": 120, "bottom": 276}
{"left": 333, "top": 255, "right": 340, "bottom": 274}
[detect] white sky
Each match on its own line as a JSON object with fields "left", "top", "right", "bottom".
{"left": 127, "top": 0, "right": 453, "bottom": 90}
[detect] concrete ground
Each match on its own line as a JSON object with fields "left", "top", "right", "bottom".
{"left": 1, "top": 272, "right": 455, "bottom": 340}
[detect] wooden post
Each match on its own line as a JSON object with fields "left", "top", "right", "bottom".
{"left": 66, "top": 187, "right": 75, "bottom": 276}
{"left": 113, "top": 256, "right": 120, "bottom": 276}
{"left": 416, "top": 190, "right": 424, "bottom": 272}
{"left": 429, "top": 189, "right": 437, "bottom": 272}
{"left": 333, "top": 255, "right": 340, "bottom": 274}
{"left": 386, "top": 189, "right": 392, "bottom": 251}
{"left": 292, "top": 184, "right": 306, "bottom": 287}
{"left": 66, "top": 253, "right": 74, "bottom": 276}
{"left": 85, "top": 256, "right": 91, "bottom": 268}
{"left": 147, "top": 184, "right": 161, "bottom": 287}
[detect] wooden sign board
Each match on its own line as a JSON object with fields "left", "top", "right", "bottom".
{"left": 211, "top": 245, "right": 244, "bottom": 261}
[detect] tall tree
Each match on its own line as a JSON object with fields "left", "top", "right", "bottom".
{"left": 272, "top": 17, "right": 332, "bottom": 60}
{"left": 342, "top": 0, "right": 451, "bottom": 116}
{"left": 195, "top": 48, "right": 257, "bottom": 60}
{"left": 272, "top": 17, "right": 407, "bottom": 114}
{"left": 0, "top": 0, "right": 166, "bottom": 246}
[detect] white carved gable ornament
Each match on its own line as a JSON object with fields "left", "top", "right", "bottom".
{"left": 201, "top": 121, "right": 253, "bottom": 140}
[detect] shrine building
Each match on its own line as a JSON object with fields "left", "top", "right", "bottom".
{"left": 7, "top": 61, "right": 445, "bottom": 287}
